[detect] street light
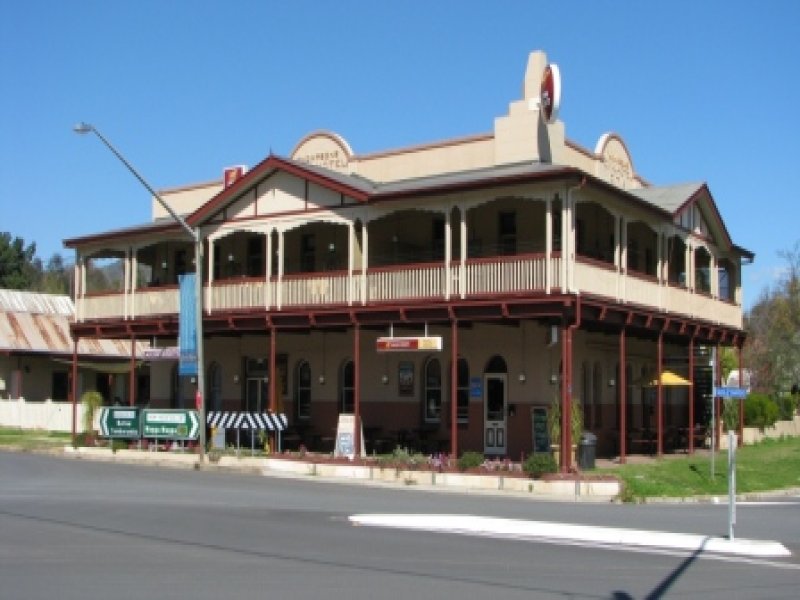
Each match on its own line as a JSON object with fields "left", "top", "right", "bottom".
{"left": 73, "top": 122, "right": 206, "bottom": 462}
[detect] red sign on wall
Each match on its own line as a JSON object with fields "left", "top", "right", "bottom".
{"left": 376, "top": 336, "right": 442, "bottom": 352}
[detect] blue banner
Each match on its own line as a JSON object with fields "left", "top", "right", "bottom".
{"left": 178, "top": 273, "right": 197, "bottom": 376}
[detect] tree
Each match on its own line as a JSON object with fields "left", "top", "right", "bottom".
{"left": 37, "top": 253, "right": 72, "bottom": 295}
{"left": 745, "top": 242, "right": 800, "bottom": 395}
{"left": 0, "top": 232, "right": 37, "bottom": 289}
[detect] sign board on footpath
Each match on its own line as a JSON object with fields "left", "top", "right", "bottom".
{"left": 141, "top": 409, "right": 200, "bottom": 440}
{"left": 99, "top": 407, "right": 141, "bottom": 439}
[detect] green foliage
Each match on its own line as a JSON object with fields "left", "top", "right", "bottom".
{"left": 602, "top": 436, "right": 800, "bottom": 501}
{"left": 0, "top": 232, "right": 37, "bottom": 289}
{"left": 744, "top": 393, "right": 779, "bottom": 431}
{"left": 377, "top": 446, "right": 428, "bottom": 469}
{"left": 547, "top": 396, "right": 583, "bottom": 446}
{"left": 745, "top": 242, "right": 800, "bottom": 395}
{"left": 457, "top": 451, "right": 485, "bottom": 471}
{"left": 775, "top": 394, "right": 798, "bottom": 421}
{"left": 721, "top": 399, "right": 739, "bottom": 431}
{"left": 81, "top": 390, "right": 104, "bottom": 433}
{"left": 522, "top": 453, "right": 557, "bottom": 478}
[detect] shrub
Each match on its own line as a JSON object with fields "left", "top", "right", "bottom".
{"left": 721, "top": 399, "right": 739, "bottom": 431}
{"left": 457, "top": 451, "right": 485, "bottom": 471}
{"left": 80, "top": 390, "right": 104, "bottom": 436}
{"left": 523, "top": 453, "right": 557, "bottom": 478}
{"left": 744, "top": 393, "right": 779, "bottom": 431}
{"left": 775, "top": 394, "right": 798, "bottom": 421}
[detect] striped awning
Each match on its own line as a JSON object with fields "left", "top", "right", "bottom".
{"left": 207, "top": 411, "right": 288, "bottom": 431}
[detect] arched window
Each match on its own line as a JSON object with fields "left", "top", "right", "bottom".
{"left": 485, "top": 355, "right": 507, "bottom": 374}
{"left": 455, "top": 357, "right": 470, "bottom": 423}
{"left": 295, "top": 360, "right": 312, "bottom": 421}
{"left": 424, "top": 358, "right": 442, "bottom": 423}
{"left": 339, "top": 360, "right": 354, "bottom": 413}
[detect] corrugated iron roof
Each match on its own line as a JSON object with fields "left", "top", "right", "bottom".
{"left": 0, "top": 289, "right": 148, "bottom": 358}
{"left": 0, "top": 289, "right": 74, "bottom": 315}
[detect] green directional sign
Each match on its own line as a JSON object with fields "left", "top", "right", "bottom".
{"left": 99, "top": 407, "right": 141, "bottom": 439}
{"left": 141, "top": 409, "right": 200, "bottom": 440}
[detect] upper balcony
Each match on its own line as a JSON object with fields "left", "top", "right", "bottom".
{"left": 71, "top": 196, "right": 744, "bottom": 331}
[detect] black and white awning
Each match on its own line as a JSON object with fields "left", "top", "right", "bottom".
{"left": 207, "top": 411, "right": 288, "bottom": 431}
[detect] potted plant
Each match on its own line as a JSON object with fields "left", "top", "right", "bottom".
{"left": 547, "top": 396, "right": 583, "bottom": 466}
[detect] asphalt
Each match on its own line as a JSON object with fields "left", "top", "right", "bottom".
{"left": 6, "top": 444, "right": 797, "bottom": 560}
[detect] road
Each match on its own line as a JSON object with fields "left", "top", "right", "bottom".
{"left": 1, "top": 451, "right": 798, "bottom": 599}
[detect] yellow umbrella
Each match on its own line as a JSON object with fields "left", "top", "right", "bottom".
{"left": 646, "top": 370, "right": 691, "bottom": 387}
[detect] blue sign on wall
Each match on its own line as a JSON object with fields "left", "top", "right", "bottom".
{"left": 470, "top": 377, "right": 482, "bottom": 398}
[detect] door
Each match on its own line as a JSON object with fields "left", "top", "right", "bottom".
{"left": 484, "top": 374, "right": 507, "bottom": 455}
{"left": 246, "top": 377, "right": 269, "bottom": 413}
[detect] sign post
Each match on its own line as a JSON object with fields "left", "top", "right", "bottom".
{"left": 728, "top": 430, "right": 737, "bottom": 541}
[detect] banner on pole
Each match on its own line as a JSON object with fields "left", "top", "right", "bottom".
{"left": 178, "top": 273, "right": 197, "bottom": 376}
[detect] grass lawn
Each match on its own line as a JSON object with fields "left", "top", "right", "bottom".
{"left": 600, "top": 436, "right": 800, "bottom": 501}
{"left": 0, "top": 427, "right": 71, "bottom": 451}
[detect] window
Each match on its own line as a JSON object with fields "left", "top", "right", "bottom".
{"left": 51, "top": 372, "right": 68, "bottom": 401}
{"left": 432, "top": 217, "right": 445, "bottom": 260}
{"left": 295, "top": 361, "right": 312, "bottom": 420}
{"left": 456, "top": 358, "right": 469, "bottom": 423}
{"left": 593, "top": 362, "right": 603, "bottom": 428}
{"left": 246, "top": 237, "right": 264, "bottom": 277}
{"left": 498, "top": 211, "right": 516, "bottom": 255}
{"left": 301, "top": 234, "right": 316, "bottom": 272}
{"left": 340, "top": 360, "right": 354, "bottom": 413}
{"left": 423, "top": 358, "right": 442, "bottom": 423}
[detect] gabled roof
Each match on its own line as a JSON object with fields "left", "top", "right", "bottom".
{"left": 186, "top": 154, "right": 578, "bottom": 227}
{"left": 186, "top": 155, "right": 374, "bottom": 227}
{"left": 630, "top": 182, "right": 754, "bottom": 260}
{"left": 629, "top": 182, "right": 706, "bottom": 214}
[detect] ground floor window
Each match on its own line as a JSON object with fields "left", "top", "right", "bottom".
{"left": 51, "top": 371, "right": 68, "bottom": 401}
{"left": 295, "top": 360, "right": 311, "bottom": 420}
{"left": 340, "top": 360, "right": 354, "bottom": 413}
{"left": 423, "top": 358, "right": 441, "bottom": 423}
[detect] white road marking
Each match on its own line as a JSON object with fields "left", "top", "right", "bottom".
{"left": 349, "top": 514, "right": 792, "bottom": 558}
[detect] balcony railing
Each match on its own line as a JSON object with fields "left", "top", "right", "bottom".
{"left": 75, "top": 253, "right": 741, "bottom": 329}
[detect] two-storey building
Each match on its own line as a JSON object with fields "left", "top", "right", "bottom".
{"left": 65, "top": 51, "right": 752, "bottom": 468}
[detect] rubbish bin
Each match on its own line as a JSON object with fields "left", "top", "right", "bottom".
{"left": 578, "top": 432, "right": 596, "bottom": 470}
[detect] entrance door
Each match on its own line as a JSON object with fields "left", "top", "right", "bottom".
{"left": 484, "top": 374, "right": 507, "bottom": 455}
{"left": 245, "top": 377, "right": 268, "bottom": 413}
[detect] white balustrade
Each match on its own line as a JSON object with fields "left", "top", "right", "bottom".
{"left": 72, "top": 255, "right": 741, "bottom": 330}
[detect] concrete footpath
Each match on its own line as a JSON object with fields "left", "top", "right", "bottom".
{"left": 62, "top": 446, "right": 621, "bottom": 501}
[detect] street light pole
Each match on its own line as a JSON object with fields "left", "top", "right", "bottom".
{"left": 73, "top": 122, "right": 206, "bottom": 462}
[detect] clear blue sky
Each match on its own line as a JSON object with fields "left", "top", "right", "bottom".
{"left": 2, "top": 1, "right": 798, "bottom": 310}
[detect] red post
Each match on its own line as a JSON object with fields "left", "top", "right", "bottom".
{"left": 450, "top": 319, "right": 458, "bottom": 459}
{"left": 619, "top": 327, "right": 626, "bottom": 464}
{"left": 129, "top": 336, "right": 137, "bottom": 407}
{"left": 354, "top": 323, "right": 361, "bottom": 457}
{"left": 71, "top": 338, "right": 79, "bottom": 445}
{"left": 688, "top": 336, "right": 695, "bottom": 454}
{"left": 657, "top": 331, "right": 663, "bottom": 457}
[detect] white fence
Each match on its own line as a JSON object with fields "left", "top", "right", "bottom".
{"left": 0, "top": 398, "right": 87, "bottom": 433}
